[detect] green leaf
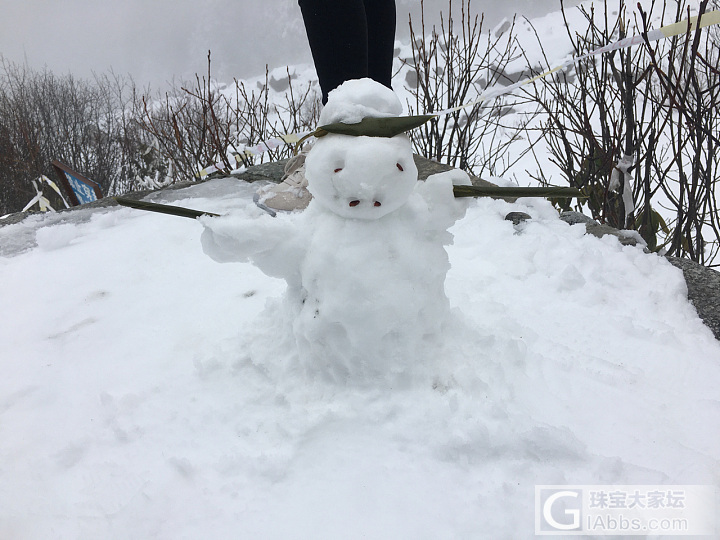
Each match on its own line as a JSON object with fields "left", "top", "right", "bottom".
{"left": 655, "top": 211, "right": 670, "bottom": 234}
{"left": 115, "top": 197, "right": 219, "bottom": 219}
{"left": 453, "top": 185, "right": 585, "bottom": 199}
{"left": 315, "top": 115, "right": 437, "bottom": 138}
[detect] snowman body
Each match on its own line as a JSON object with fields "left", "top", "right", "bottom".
{"left": 201, "top": 79, "right": 470, "bottom": 381}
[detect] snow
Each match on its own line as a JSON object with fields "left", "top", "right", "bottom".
{"left": 318, "top": 78, "right": 404, "bottom": 126}
{"left": 2, "top": 2, "right": 720, "bottom": 538}
{"left": 1, "top": 174, "right": 719, "bottom": 538}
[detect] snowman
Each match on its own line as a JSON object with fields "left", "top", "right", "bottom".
{"left": 201, "top": 79, "right": 471, "bottom": 383}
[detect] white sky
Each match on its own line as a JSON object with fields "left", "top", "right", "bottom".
{"left": 0, "top": 0, "right": 580, "bottom": 88}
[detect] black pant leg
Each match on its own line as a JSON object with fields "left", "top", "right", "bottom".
{"left": 298, "top": 0, "right": 369, "bottom": 103}
{"left": 363, "top": 0, "right": 396, "bottom": 90}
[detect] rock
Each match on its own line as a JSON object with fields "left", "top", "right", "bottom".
{"left": 490, "top": 106, "right": 517, "bottom": 119}
{"left": 559, "top": 212, "right": 720, "bottom": 340}
{"left": 235, "top": 159, "right": 289, "bottom": 184}
{"left": 474, "top": 76, "right": 487, "bottom": 90}
{"left": 4, "top": 156, "right": 718, "bottom": 342}
{"left": 666, "top": 256, "right": 720, "bottom": 341}
{"left": 233, "top": 155, "right": 502, "bottom": 189}
{"left": 0, "top": 211, "right": 32, "bottom": 227}
{"left": 494, "top": 19, "right": 512, "bottom": 37}
{"left": 505, "top": 212, "right": 532, "bottom": 225}
{"left": 493, "top": 68, "right": 526, "bottom": 87}
{"left": 0, "top": 181, "right": 201, "bottom": 228}
{"left": 410, "top": 156, "right": 499, "bottom": 190}
{"left": 584, "top": 223, "right": 643, "bottom": 247}
{"left": 560, "top": 211, "right": 642, "bottom": 247}
{"left": 269, "top": 71, "right": 297, "bottom": 93}
{"left": 560, "top": 211, "right": 597, "bottom": 226}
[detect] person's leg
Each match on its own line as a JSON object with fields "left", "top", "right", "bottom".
{"left": 298, "top": 0, "right": 369, "bottom": 103}
{"left": 363, "top": 0, "right": 396, "bottom": 90}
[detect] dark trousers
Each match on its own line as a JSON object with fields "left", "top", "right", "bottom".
{"left": 298, "top": 0, "right": 396, "bottom": 103}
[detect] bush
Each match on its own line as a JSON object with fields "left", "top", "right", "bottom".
{"left": 0, "top": 58, "right": 145, "bottom": 214}
{"left": 0, "top": 54, "right": 320, "bottom": 214}
{"left": 529, "top": 0, "right": 720, "bottom": 265}
{"left": 404, "top": 0, "right": 542, "bottom": 177}
{"left": 136, "top": 53, "right": 321, "bottom": 183}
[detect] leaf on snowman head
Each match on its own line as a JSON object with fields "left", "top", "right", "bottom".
{"left": 313, "top": 115, "right": 436, "bottom": 139}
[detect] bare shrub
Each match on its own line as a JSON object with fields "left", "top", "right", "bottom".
{"left": 530, "top": 0, "right": 720, "bottom": 265}
{"left": 639, "top": 0, "right": 720, "bottom": 263}
{"left": 137, "top": 52, "right": 320, "bottom": 183}
{"left": 404, "top": 0, "right": 542, "bottom": 177}
{"left": 0, "top": 53, "right": 320, "bottom": 214}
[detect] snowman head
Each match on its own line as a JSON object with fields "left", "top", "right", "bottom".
{"left": 305, "top": 79, "right": 418, "bottom": 220}
{"left": 306, "top": 134, "right": 417, "bottom": 219}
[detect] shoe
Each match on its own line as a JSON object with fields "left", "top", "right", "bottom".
{"left": 254, "top": 151, "right": 312, "bottom": 216}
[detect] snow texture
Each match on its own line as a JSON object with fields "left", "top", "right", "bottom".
{"left": 1, "top": 176, "right": 719, "bottom": 538}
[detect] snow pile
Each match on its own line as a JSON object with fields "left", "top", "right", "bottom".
{"left": 1, "top": 170, "right": 719, "bottom": 537}
{"left": 202, "top": 79, "right": 471, "bottom": 384}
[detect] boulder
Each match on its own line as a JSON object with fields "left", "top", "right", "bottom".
{"left": 666, "top": 257, "right": 720, "bottom": 341}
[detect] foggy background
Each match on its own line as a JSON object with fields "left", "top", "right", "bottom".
{"left": 0, "top": 0, "right": 581, "bottom": 89}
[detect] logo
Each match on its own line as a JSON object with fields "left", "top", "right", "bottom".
{"left": 536, "top": 488, "right": 583, "bottom": 532}
{"left": 535, "top": 485, "right": 716, "bottom": 536}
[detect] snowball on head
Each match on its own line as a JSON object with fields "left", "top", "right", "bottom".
{"left": 319, "top": 78, "right": 404, "bottom": 125}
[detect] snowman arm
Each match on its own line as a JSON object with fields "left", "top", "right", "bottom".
{"left": 199, "top": 212, "right": 304, "bottom": 279}
{"left": 413, "top": 169, "right": 472, "bottom": 230}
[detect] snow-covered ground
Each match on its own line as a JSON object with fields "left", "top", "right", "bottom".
{"left": 1, "top": 176, "right": 719, "bottom": 538}
{"left": 2, "top": 2, "right": 720, "bottom": 538}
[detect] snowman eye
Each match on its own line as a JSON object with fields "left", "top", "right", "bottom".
{"left": 349, "top": 200, "right": 360, "bottom": 207}
{"left": 396, "top": 163, "right": 404, "bottom": 171}
{"left": 374, "top": 201, "right": 382, "bottom": 207}
{"left": 334, "top": 168, "right": 343, "bottom": 173}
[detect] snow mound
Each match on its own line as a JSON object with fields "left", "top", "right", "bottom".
{"left": 1, "top": 179, "right": 719, "bottom": 538}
